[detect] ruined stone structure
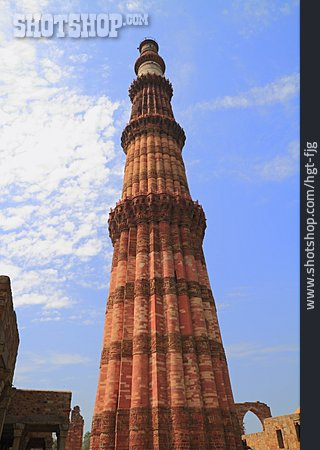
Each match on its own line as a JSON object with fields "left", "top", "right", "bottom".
{"left": 0, "top": 276, "right": 84, "bottom": 450}
{"left": 91, "top": 39, "right": 243, "bottom": 449}
{"left": 0, "top": 277, "right": 19, "bottom": 439}
{"left": 242, "top": 408, "right": 300, "bottom": 450}
{"left": 66, "top": 406, "right": 84, "bottom": 450}
{"left": 235, "top": 401, "right": 272, "bottom": 434}
{"left": 1, "top": 388, "right": 71, "bottom": 450}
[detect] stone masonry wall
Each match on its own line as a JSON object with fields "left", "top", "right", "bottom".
{"left": 0, "top": 276, "right": 19, "bottom": 390}
{"left": 235, "top": 402, "right": 271, "bottom": 434}
{"left": 243, "top": 412, "right": 300, "bottom": 450}
{"left": 7, "top": 389, "right": 71, "bottom": 424}
{"left": 66, "top": 406, "right": 84, "bottom": 450}
{"left": 0, "top": 275, "right": 19, "bottom": 437}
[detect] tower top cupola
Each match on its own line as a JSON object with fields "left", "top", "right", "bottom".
{"left": 134, "top": 37, "right": 165, "bottom": 77}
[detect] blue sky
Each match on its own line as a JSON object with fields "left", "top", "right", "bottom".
{"left": 0, "top": 0, "right": 299, "bottom": 435}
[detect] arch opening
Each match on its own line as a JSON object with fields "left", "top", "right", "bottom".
{"left": 243, "top": 411, "right": 264, "bottom": 434}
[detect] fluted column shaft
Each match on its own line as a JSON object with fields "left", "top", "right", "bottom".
{"left": 91, "top": 43, "right": 242, "bottom": 450}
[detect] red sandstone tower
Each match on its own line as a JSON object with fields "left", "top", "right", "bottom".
{"left": 91, "top": 39, "right": 243, "bottom": 450}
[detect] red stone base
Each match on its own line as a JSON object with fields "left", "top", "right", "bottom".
{"left": 91, "top": 406, "right": 242, "bottom": 449}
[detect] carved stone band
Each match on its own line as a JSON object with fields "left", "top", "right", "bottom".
{"left": 129, "top": 73, "right": 173, "bottom": 102}
{"left": 121, "top": 115, "right": 186, "bottom": 152}
{"left": 108, "top": 193, "right": 206, "bottom": 243}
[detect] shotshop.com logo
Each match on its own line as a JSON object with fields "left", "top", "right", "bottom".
{"left": 13, "top": 13, "right": 149, "bottom": 38}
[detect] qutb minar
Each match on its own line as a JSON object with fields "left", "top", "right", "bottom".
{"left": 91, "top": 39, "right": 243, "bottom": 450}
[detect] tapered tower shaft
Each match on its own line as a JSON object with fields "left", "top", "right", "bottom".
{"left": 91, "top": 39, "right": 242, "bottom": 450}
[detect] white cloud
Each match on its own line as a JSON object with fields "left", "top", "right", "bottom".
{"left": 217, "top": 286, "right": 252, "bottom": 311}
{"left": 216, "top": 303, "right": 231, "bottom": 311}
{"left": 40, "top": 353, "right": 90, "bottom": 365}
{"left": 35, "top": 315, "right": 62, "bottom": 322}
{"left": 226, "top": 342, "right": 299, "bottom": 359}
{"left": 14, "top": 0, "right": 50, "bottom": 12}
{"left": 0, "top": 2, "right": 123, "bottom": 310}
{"left": 69, "top": 53, "right": 91, "bottom": 63}
{"left": 13, "top": 0, "right": 77, "bottom": 12}
{"left": 0, "top": 261, "right": 72, "bottom": 309}
{"left": 225, "top": 286, "right": 251, "bottom": 299}
{"left": 98, "top": 0, "right": 153, "bottom": 13}
{"left": 126, "top": 0, "right": 155, "bottom": 12}
{"left": 255, "top": 140, "right": 299, "bottom": 181}
{"left": 41, "top": 58, "right": 65, "bottom": 83}
{"left": 211, "top": 140, "right": 299, "bottom": 183}
{"left": 14, "top": 352, "right": 90, "bottom": 383}
{"left": 196, "top": 74, "right": 299, "bottom": 110}
{"left": 33, "top": 307, "right": 103, "bottom": 325}
{"left": 223, "top": 0, "right": 299, "bottom": 36}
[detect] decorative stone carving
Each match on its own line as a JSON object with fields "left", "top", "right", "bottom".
{"left": 108, "top": 193, "right": 206, "bottom": 244}
{"left": 129, "top": 73, "right": 173, "bottom": 102}
{"left": 121, "top": 115, "right": 186, "bottom": 151}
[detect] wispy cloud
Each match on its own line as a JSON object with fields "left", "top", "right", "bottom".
{"left": 226, "top": 342, "right": 299, "bottom": 360}
{"left": 69, "top": 53, "right": 92, "bottom": 64}
{"left": 196, "top": 74, "right": 299, "bottom": 111}
{"left": 32, "top": 308, "right": 102, "bottom": 325}
{"left": 14, "top": 0, "right": 50, "bottom": 11}
{"left": 37, "top": 353, "right": 90, "bottom": 366}
{"left": 223, "top": 0, "right": 299, "bottom": 36}
{"left": 255, "top": 140, "right": 299, "bottom": 181}
{"left": 217, "top": 286, "right": 252, "bottom": 311}
{"left": 14, "top": 351, "right": 90, "bottom": 383}
{"left": 98, "top": 0, "right": 154, "bottom": 13}
{"left": 225, "top": 286, "right": 251, "bottom": 299}
{"left": 13, "top": 0, "right": 77, "bottom": 12}
{"left": 211, "top": 140, "right": 299, "bottom": 183}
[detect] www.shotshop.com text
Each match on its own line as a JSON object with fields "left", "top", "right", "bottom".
{"left": 303, "top": 142, "right": 317, "bottom": 310}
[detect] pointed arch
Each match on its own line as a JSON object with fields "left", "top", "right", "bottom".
{"left": 235, "top": 402, "right": 272, "bottom": 434}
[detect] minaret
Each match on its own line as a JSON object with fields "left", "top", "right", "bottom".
{"left": 91, "top": 39, "right": 243, "bottom": 450}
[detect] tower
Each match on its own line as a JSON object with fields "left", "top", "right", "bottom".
{"left": 91, "top": 39, "right": 243, "bottom": 450}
